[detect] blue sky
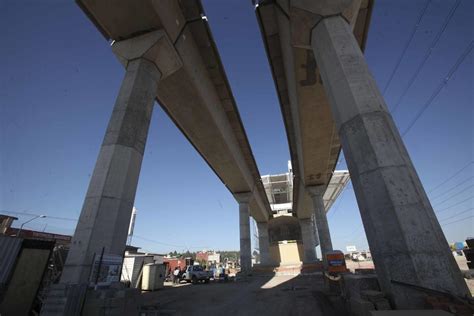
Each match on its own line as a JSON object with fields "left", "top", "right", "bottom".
{"left": 1, "top": 0, "right": 472, "bottom": 254}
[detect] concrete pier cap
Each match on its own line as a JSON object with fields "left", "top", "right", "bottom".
{"left": 278, "top": 0, "right": 363, "bottom": 49}
{"left": 112, "top": 30, "right": 182, "bottom": 79}
{"left": 306, "top": 184, "right": 325, "bottom": 198}
{"left": 234, "top": 191, "right": 254, "bottom": 205}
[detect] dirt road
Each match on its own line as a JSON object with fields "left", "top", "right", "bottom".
{"left": 142, "top": 274, "right": 347, "bottom": 316}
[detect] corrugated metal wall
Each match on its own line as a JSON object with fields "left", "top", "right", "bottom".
{"left": 0, "top": 235, "right": 22, "bottom": 288}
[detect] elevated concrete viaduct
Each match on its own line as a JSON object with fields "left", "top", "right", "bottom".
{"left": 256, "top": 0, "right": 371, "bottom": 265}
{"left": 40, "top": 0, "right": 471, "bottom": 314}
{"left": 256, "top": 0, "right": 470, "bottom": 308}
{"left": 42, "top": 1, "right": 273, "bottom": 314}
{"left": 66, "top": 0, "right": 274, "bottom": 280}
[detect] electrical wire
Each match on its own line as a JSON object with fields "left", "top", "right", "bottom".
{"left": 441, "top": 215, "right": 474, "bottom": 227}
{"left": 382, "top": 0, "right": 432, "bottom": 95}
{"left": 430, "top": 176, "right": 474, "bottom": 201}
{"left": 1, "top": 209, "right": 78, "bottom": 222}
{"left": 133, "top": 235, "right": 208, "bottom": 250}
{"left": 439, "top": 207, "right": 474, "bottom": 223}
{"left": 428, "top": 161, "right": 473, "bottom": 194}
{"left": 435, "top": 196, "right": 473, "bottom": 214}
{"left": 432, "top": 184, "right": 474, "bottom": 207}
{"left": 3, "top": 210, "right": 210, "bottom": 250}
{"left": 391, "top": 0, "right": 462, "bottom": 114}
{"left": 401, "top": 40, "right": 474, "bottom": 136}
{"left": 133, "top": 235, "right": 185, "bottom": 248}
{"left": 328, "top": 181, "right": 352, "bottom": 219}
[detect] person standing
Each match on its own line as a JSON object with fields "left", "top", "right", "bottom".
{"left": 173, "top": 267, "right": 180, "bottom": 285}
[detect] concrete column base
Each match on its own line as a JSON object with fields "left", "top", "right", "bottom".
{"left": 257, "top": 222, "right": 272, "bottom": 265}
{"left": 299, "top": 218, "right": 317, "bottom": 263}
{"left": 235, "top": 192, "right": 253, "bottom": 274}
{"left": 81, "top": 287, "right": 142, "bottom": 316}
{"left": 307, "top": 185, "right": 333, "bottom": 265}
{"left": 41, "top": 284, "right": 87, "bottom": 316}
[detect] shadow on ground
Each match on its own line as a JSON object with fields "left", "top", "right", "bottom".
{"left": 141, "top": 273, "right": 347, "bottom": 316}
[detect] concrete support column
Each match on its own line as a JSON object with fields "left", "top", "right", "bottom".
{"left": 307, "top": 185, "right": 332, "bottom": 264}
{"left": 299, "top": 218, "right": 317, "bottom": 263}
{"left": 311, "top": 15, "right": 470, "bottom": 307}
{"left": 61, "top": 58, "right": 161, "bottom": 284}
{"left": 311, "top": 214, "right": 320, "bottom": 248}
{"left": 257, "top": 222, "right": 271, "bottom": 265}
{"left": 235, "top": 192, "right": 252, "bottom": 274}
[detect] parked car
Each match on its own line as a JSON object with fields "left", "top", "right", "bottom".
{"left": 182, "top": 265, "right": 211, "bottom": 284}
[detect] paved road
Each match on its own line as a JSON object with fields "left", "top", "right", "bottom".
{"left": 141, "top": 274, "right": 347, "bottom": 316}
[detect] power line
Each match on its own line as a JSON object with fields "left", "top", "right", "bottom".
{"left": 1, "top": 210, "right": 78, "bottom": 222}
{"left": 435, "top": 196, "right": 473, "bottom": 214}
{"left": 441, "top": 215, "right": 474, "bottom": 227}
{"left": 432, "top": 184, "right": 474, "bottom": 207}
{"left": 391, "top": 0, "right": 462, "bottom": 114}
{"left": 382, "top": 0, "right": 432, "bottom": 95}
{"left": 133, "top": 235, "right": 208, "bottom": 250}
{"left": 428, "top": 161, "right": 473, "bottom": 194}
{"left": 439, "top": 207, "right": 473, "bottom": 223}
{"left": 401, "top": 40, "right": 474, "bottom": 136}
{"left": 430, "top": 176, "right": 474, "bottom": 201}
{"left": 328, "top": 181, "right": 351, "bottom": 218}
{"left": 133, "top": 235, "right": 188, "bottom": 248}
{"left": 3, "top": 210, "right": 210, "bottom": 250}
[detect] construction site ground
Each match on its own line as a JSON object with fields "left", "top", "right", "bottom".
{"left": 345, "top": 256, "right": 474, "bottom": 295}
{"left": 142, "top": 274, "right": 347, "bottom": 316}
{"left": 141, "top": 256, "right": 473, "bottom": 315}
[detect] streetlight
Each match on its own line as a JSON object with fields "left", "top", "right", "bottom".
{"left": 17, "top": 214, "right": 46, "bottom": 237}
